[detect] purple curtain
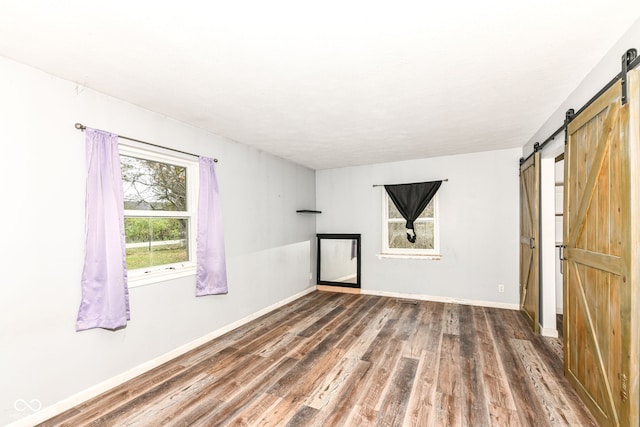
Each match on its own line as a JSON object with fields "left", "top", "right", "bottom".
{"left": 196, "top": 157, "right": 228, "bottom": 296}
{"left": 76, "top": 129, "right": 130, "bottom": 331}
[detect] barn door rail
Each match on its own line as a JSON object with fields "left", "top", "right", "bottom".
{"left": 520, "top": 47, "right": 639, "bottom": 164}
{"left": 621, "top": 48, "right": 638, "bottom": 105}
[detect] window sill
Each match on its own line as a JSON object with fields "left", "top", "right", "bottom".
{"left": 128, "top": 265, "right": 196, "bottom": 288}
{"left": 377, "top": 253, "right": 441, "bottom": 260}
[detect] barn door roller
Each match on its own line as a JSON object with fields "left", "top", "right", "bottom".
{"left": 621, "top": 48, "right": 637, "bottom": 105}
{"left": 564, "top": 109, "right": 575, "bottom": 145}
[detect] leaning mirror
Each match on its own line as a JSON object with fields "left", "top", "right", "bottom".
{"left": 317, "top": 233, "right": 361, "bottom": 288}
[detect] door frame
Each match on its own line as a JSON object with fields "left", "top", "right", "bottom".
{"left": 538, "top": 152, "right": 564, "bottom": 337}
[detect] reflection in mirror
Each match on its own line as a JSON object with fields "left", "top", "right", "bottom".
{"left": 321, "top": 239, "right": 357, "bottom": 284}
{"left": 317, "top": 234, "right": 361, "bottom": 288}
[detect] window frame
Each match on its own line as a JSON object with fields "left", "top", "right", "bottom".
{"left": 118, "top": 143, "right": 199, "bottom": 287}
{"left": 381, "top": 192, "right": 440, "bottom": 258}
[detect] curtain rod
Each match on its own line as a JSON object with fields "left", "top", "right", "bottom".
{"left": 372, "top": 179, "right": 448, "bottom": 187}
{"left": 74, "top": 123, "right": 218, "bottom": 163}
{"left": 522, "top": 48, "right": 639, "bottom": 163}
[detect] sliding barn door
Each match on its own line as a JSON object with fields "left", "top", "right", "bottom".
{"left": 519, "top": 151, "right": 539, "bottom": 333}
{"left": 563, "top": 71, "right": 640, "bottom": 427}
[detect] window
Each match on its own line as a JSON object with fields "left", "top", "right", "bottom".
{"left": 382, "top": 192, "right": 439, "bottom": 257}
{"left": 119, "top": 144, "right": 198, "bottom": 283}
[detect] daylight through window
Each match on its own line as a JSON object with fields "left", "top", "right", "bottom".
{"left": 120, "top": 145, "right": 198, "bottom": 275}
{"left": 383, "top": 193, "right": 439, "bottom": 256}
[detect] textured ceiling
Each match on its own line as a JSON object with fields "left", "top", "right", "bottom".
{"left": 1, "top": 1, "right": 639, "bottom": 169}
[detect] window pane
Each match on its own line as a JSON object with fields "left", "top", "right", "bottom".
{"left": 121, "top": 155, "right": 187, "bottom": 211}
{"left": 387, "top": 198, "right": 403, "bottom": 219}
{"left": 388, "top": 221, "right": 434, "bottom": 250}
{"left": 125, "top": 217, "right": 189, "bottom": 270}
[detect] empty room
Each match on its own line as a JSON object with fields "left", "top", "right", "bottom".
{"left": 2, "top": 2, "right": 640, "bottom": 426}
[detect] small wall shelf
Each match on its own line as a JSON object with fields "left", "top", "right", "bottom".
{"left": 296, "top": 210, "right": 322, "bottom": 214}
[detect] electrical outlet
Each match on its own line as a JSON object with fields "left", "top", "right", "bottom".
{"left": 498, "top": 284, "right": 505, "bottom": 293}
{"left": 309, "top": 272, "right": 313, "bottom": 280}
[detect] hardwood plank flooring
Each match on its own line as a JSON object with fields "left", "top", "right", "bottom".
{"left": 39, "top": 291, "right": 597, "bottom": 426}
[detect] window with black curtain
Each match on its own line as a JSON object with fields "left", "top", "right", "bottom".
{"left": 383, "top": 181, "right": 442, "bottom": 254}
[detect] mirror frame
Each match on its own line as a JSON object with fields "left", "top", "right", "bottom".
{"left": 316, "top": 233, "right": 361, "bottom": 288}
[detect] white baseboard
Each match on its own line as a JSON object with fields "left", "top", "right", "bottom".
{"left": 540, "top": 326, "right": 559, "bottom": 338}
{"left": 360, "top": 289, "right": 520, "bottom": 310}
{"left": 7, "top": 286, "right": 316, "bottom": 427}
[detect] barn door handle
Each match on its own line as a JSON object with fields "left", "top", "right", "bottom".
{"left": 559, "top": 245, "right": 565, "bottom": 274}
{"left": 529, "top": 237, "right": 535, "bottom": 249}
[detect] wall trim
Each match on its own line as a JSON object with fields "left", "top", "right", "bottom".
{"left": 540, "top": 326, "right": 560, "bottom": 338}
{"left": 316, "top": 284, "right": 361, "bottom": 294}
{"left": 360, "top": 289, "right": 520, "bottom": 310}
{"left": 7, "top": 286, "right": 316, "bottom": 427}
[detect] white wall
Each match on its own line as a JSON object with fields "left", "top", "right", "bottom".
{"left": 555, "top": 160, "right": 564, "bottom": 315}
{"left": 524, "top": 17, "right": 640, "bottom": 154}
{"left": 540, "top": 157, "right": 558, "bottom": 336}
{"left": 0, "top": 56, "right": 316, "bottom": 425}
{"left": 316, "top": 148, "right": 520, "bottom": 305}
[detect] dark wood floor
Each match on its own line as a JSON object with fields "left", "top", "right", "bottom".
{"left": 40, "top": 291, "right": 596, "bottom": 426}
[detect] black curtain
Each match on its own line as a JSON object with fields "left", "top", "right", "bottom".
{"left": 384, "top": 181, "right": 442, "bottom": 243}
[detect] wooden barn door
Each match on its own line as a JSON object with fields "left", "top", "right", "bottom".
{"left": 519, "top": 151, "right": 539, "bottom": 333}
{"left": 563, "top": 71, "right": 639, "bottom": 426}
